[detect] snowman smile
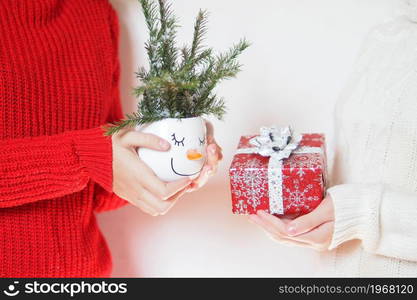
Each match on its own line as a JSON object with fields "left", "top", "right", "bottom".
{"left": 170, "top": 158, "right": 204, "bottom": 177}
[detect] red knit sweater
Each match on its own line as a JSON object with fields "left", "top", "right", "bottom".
{"left": 0, "top": 0, "right": 127, "bottom": 277}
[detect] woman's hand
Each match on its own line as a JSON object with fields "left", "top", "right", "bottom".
{"left": 112, "top": 129, "right": 192, "bottom": 216}
{"left": 248, "top": 195, "right": 335, "bottom": 251}
{"left": 187, "top": 121, "right": 223, "bottom": 192}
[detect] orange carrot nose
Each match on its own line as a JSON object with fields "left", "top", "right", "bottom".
{"left": 187, "top": 149, "right": 204, "bottom": 161}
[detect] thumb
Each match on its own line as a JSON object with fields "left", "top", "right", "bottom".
{"left": 121, "top": 132, "right": 171, "bottom": 151}
{"left": 286, "top": 199, "right": 332, "bottom": 236}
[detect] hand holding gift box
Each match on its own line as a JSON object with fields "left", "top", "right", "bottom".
{"left": 229, "top": 126, "right": 327, "bottom": 216}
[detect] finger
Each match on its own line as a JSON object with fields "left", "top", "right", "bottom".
{"left": 205, "top": 121, "right": 223, "bottom": 157}
{"left": 159, "top": 177, "right": 191, "bottom": 200}
{"left": 255, "top": 210, "right": 288, "bottom": 236}
{"left": 188, "top": 166, "right": 208, "bottom": 189}
{"left": 217, "top": 145, "right": 223, "bottom": 161}
{"left": 122, "top": 131, "right": 170, "bottom": 151}
{"left": 249, "top": 212, "right": 287, "bottom": 238}
{"left": 136, "top": 160, "right": 191, "bottom": 199}
{"left": 167, "top": 186, "right": 188, "bottom": 202}
{"left": 285, "top": 222, "right": 334, "bottom": 250}
{"left": 188, "top": 165, "right": 211, "bottom": 192}
{"left": 248, "top": 215, "right": 310, "bottom": 248}
{"left": 133, "top": 199, "right": 159, "bottom": 216}
{"left": 205, "top": 120, "right": 215, "bottom": 142}
{"left": 286, "top": 198, "right": 334, "bottom": 237}
{"left": 194, "top": 164, "right": 211, "bottom": 181}
{"left": 255, "top": 210, "right": 333, "bottom": 250}
{"left": 204, "top": 119, "right": 223, "bottom": 153}
{"left": 187, "top": 145, "right": 219, "bottom": 191}
{"left": 266, "top": 232, "right": 312, "bottom": 248}
{"left": 248, "top": 215, "right": 283, "bottom": 239}
{"left": 153, "top": 186, "right": 190, "bottom": 215}
{"left": 140, "top": 188, "right": 173, "bottom": 215}
{"left": 206, "top": 144, "right": 220, "bottom": 168}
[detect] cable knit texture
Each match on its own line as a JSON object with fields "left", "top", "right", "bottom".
{"left": 0, "top": 0, "right": 126, "bottom": 277}
{"left": 319, "top": 10, "right": 417, "bottom": 276}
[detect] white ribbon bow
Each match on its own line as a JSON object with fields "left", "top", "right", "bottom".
{"left": 245, "top": 126, "right": 302, "bottom": 160}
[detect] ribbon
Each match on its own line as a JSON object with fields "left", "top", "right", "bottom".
{"left": 236, "top": 126, "right": 322, "bottom": 214}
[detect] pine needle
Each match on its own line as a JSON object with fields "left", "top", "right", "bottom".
{"left": 107, "top": 0, "right": 249, "bottom": 134}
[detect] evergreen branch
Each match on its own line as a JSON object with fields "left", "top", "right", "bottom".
{"left": 140, "top": 0, "right": 162, "bottom": 75}
{"left": 104, "top": 113, "right": 141, "bottom": 135}
{"left": 180, "top": 45, "right": 190, "bottom": 64}
{"left": 204, "top": 96, "right": 226, "bottom": 119}
{"left": 192, "top": 48, "right": 213, "bottom": 71}
{"left": 214, "top": 39, "right": 250, "bottom": 78}
{"left": 139, "top": 0, "right": 159, "bottom": 32}
{"left": 179, "top": 10, "right": 209, "bottom": 73}
{"left": 135, "top": 66, "right": 149, "bottom": 81}
{"left": 107, "top": 0, "right": 250, "bottom": 134}
{"left": 133, "top": 85, "right": 146, "bottom": 97}
{"left": 157, "top": 0, "right": 172, "bottom": 38}
{"left": 156, "top": 0, "right": 179, "bottom": 72}
{"left": 190, "top": 10, "right": 209, "bottom": 61}
{"left": 223, "top": 38, "right": 250, "bottom": 62}
{"left": 195, "top": 39, "right": 250, "bottom": 102}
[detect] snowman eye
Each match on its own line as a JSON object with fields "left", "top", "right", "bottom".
{"left": 199, "top": 137, "right": 205, "bottom": 146}
{"left": 171, "top": 133, "right": 185, "bottom": 147}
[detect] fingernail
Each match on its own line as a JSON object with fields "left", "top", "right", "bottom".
{"left": 210, "top": 146, "right": 216, "bottom": 155}
{"left": 160, "top": 140, "right": 170, "bottom": 150}
{"left": 287, "top": 225, "right": 297, "bottom": 236}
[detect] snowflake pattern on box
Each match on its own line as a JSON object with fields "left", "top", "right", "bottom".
{"left": 229, "top": 133, "right": 327, "bottom": 216}
{"left": 230, "top": 155, "right": 269, "bottom": 213}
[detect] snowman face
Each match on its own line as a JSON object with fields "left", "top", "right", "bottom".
{"left": 138, "top": 117, "right": 207, "bottom": 182}
{"left": 168, "top": 120, "right": 207, "bottom": 177}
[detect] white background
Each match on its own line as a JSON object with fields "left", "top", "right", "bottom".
{"left": 99, "top": 0, "right": 400, "bottom": 277}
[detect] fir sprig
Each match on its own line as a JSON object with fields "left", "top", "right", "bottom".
{"left": 105, "top": 0, "right": 250, "bottom": 135}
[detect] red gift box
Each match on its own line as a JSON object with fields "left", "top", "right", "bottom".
{"left": 229, "top": 127, "right": 327, "bottom": 216}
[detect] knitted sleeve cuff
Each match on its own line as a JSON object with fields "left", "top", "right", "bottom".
{"left": 71, "top": 127, "right": 113, "bottom": 193}
{"left": 326, "top": 183, "right": 383, "bottom": 250}
{"left": 94, "top": 187, "right": 128, "bottom": 213}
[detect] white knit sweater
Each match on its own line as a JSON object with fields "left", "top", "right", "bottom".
{"left": 319, "top": 4, "right": 417, "bottom": 277}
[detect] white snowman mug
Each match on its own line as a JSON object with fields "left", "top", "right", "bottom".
{"left": 136, "top": 117, "right": 207, "bottom": 182}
